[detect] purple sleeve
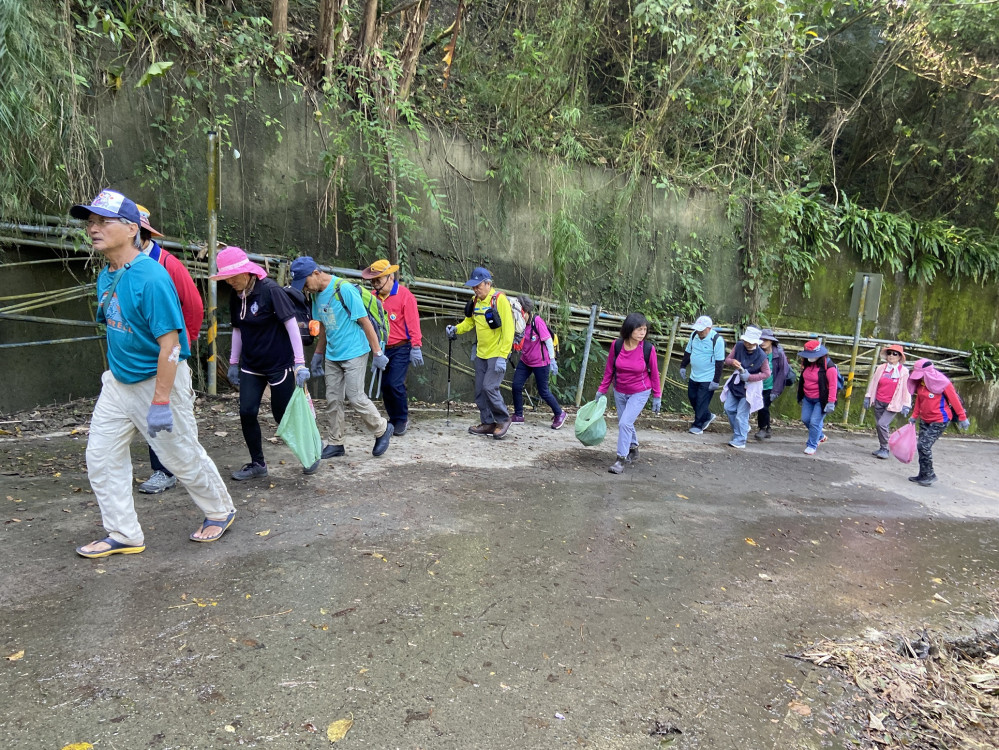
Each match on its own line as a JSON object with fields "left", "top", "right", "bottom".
{"left": 597, "top": 346, "right": 615, "bottom": 394}
{"left": 649, "top": 346, "right": 662, "bottom": 398}
{"left": 283, "top": 317, "right": 305, "bottom": 364}
{"left": 746, "top": 356, "right": 771, "bottom": 383}
{"left": 533, "top": 316, "right": 552, "bottom": 341}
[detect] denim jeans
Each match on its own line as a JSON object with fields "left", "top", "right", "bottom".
{"left": 511, "top": 361, "right": 562, "bottom": 417}
{"left": 800, "top": 397, "right": 825, "bottom": 449}
{"left": 724, "top": 396, "right": 751, "bottom": 446}
{"left": 687, "top": 380, "right": 714, "bottom": 428}
{"left": 613, "top": 389, "right": 650, "bottom": 458}
{"left": 382, "top": 343, "right": 412, "bottom": 428}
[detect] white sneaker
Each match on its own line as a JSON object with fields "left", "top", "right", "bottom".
{"left": 727, "top": 441, "right": 745, "bottom": 449}
{"left": 803, "top": 446, "right": 816, "bottom": 455}
{"left": 138, "top": 470, "right": 177, "bottom": 494}
{"left": 705, "top": 413, "right": 717, "bottom": 429}
{"left": 688, "top": 426, "right": 703, "bottom": 435}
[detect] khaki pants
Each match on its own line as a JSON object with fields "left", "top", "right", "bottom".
{"left": 86, "top": 361, "right": 234, "bottom": 547}
{"left": 322, "top": 353, "right": 387, "bottom": 445}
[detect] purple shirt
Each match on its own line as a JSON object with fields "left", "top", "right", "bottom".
{"left": 520, "top": 315, "right": 553, "bottom": 367}
{"left": 598, "top": 341, "right": 662, "bottom": 397}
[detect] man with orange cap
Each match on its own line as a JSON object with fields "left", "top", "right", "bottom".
{"left": 134, "top": 205, "right": 206, "bottom": 494}
{"left": 361, "top": 259, "right": 423, "bottom": 435}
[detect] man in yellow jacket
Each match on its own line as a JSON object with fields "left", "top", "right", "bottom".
{"left": 446, "top": 267, "right": 515, "bottom": 439}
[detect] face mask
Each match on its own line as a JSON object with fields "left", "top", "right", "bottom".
{"left": 806, "top": 357, "right": 818, "bottom": 363}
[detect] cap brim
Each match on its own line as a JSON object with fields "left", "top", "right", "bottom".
{"left": 71, "top": 204, "right": 123, "bottom": 221}
{"left": 143, "top": 223, "right": 164, "bottom": 238}
{"left": 464, "top": 278, "right": 483, "bottom": 287}
{"left": 290, "top": 276, "right": 308, "bottom": 291}
{"left": 693, "top": 324, "right": 707, "bottom": 332}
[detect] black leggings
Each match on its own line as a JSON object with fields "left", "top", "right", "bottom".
{"left": 239, "top": 367, "right": 296, "bottom": 464}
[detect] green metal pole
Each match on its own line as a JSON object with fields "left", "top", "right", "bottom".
{"left": 575, "top": 304, "right": 599, "bottom": 407}
{"left": 659, "top": 315, "right": 680, "bottom": 394}
{"left": 858, "top": 343, "right": 881, "bottom": 425}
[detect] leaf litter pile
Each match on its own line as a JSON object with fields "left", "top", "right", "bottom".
{"left": 795, "top": 621, "right": 999, "bottom": 748}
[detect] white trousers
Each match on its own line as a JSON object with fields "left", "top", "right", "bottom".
{"left": 86, "top": 361, "right": 234, "bottom": 546}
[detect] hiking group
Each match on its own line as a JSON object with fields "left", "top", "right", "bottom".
{"left": 68, "top": 188, "right": 972, "bottom": 558}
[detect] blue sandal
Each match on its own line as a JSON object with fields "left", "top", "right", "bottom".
{"left": 76, "top": 536, "right": 146, "bottom": 558}
{"left": 190, "top": 511, "right": 236, "bottom": 543}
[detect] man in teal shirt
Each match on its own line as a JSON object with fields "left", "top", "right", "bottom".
{"left": 291, "top": 256, "right": 393, "bottom": 459}
{"left": 679, "top": 315, "right": 726, "bottom": 434}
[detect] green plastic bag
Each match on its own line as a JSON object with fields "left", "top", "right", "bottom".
{"left": 276, "top": 387, "right": 322, "bottom": 467}
{"left": 574, "top": 395, "right": 608, "bottom": 446}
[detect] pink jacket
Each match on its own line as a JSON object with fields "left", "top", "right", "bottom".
{"left": 864, "top": 363, "right": 911, "bottom": 413}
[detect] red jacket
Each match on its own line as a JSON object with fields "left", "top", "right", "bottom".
{"left": 148, "top": 241, "right": 204, "bottom": 347}
{"left": 912, "top": 382, "right": 967, "bottom": 424}
{"left": 378, "top": 281, "right": 422, "bottom": 348}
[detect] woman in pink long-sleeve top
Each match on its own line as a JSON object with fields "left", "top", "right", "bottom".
{"left": 596, "top": 313, "right": 662, "bottom": 475}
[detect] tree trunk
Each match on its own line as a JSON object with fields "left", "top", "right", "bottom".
{"left": 271, "top": 0, "right": 288, "bottom": 53}
{"left": 398, "top": 0, "right": 432, "bottom": 102}
{"left": 316, "top": 0, "right": 350, "bottom": 79}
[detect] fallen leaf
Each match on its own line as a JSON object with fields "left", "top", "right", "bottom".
{"left": 745, "top": 538, "right": 758, "bottom": 547}
{"left": 675, "top": 494, "right": 688, "bottom": 500}
{"left": 224, "top": 725, "right": 236, "bottom": 733}
{"left": 931, "top": 577, "right": 944, "bottom": 584}
{"left": 255, "top": 529, "right": 270, "bottom": 537}
{"left": 214, "top": 431, "right": 228, "bottom": 437}
{"left": 60, "top": 744, "right": 94, "bottom": 750}
{"left": 875, "top": 526, "right": 885, "bottom": 534}
{"left": 968, "top": 673, "right": 998, "bottom": 684}
{"left": 327, "top": 715, "right": 354, "bottom": 743}
{"left": 868, "top": 711, "right": 886, "bottom": 730}
{"left": 788, "top": 700, "right": 811, "bottom": 716}
{"left": 932, "top": 592, "right": 951, "bottom": 604}
{"left": 6, "top": 649, "right": 24, "bottom": 661}
{"left": 758, "top": 573, "right": 773, "bottom": 582}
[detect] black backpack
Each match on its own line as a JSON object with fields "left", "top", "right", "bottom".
{"left": 283, "top": 285, "right": 315, "bottom": 346}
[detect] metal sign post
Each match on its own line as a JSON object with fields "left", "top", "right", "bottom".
{"left": 842, "top": 272, "right": 882, "bottom": 424}
{"left": 206, "top": 131, "right": 219, "bottom": 395}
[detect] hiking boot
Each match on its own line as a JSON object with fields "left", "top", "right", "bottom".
{"left": 232, "top": 462, "right": 268, "bottom": 481}
{"left": 608, "top": 458, "right": 626, "bottom": 474}
{"left": 138, "top": 470, "right": 177, "bottom": 495}
{"left": 688, "top": 426, "right": 703, "bottom": 435}
{"left": 493, "top": 420, "right": 512, "bottom": 440}
{"left": 916, "top": 474, "right": 938, "bottom": 487}
{"left": 872, "top": 448, "right": 890, "bottom": 460}
{"left": 755, "top": 428, "right": 771, "bottom": 441}
{"left": 372, "top": 423, "right": 394, "bottom": 457}
{"left": 803, "top": 446, "right": 816, "bottom": 455}
{"left": 626, "top": 445, "right": 639, "bottom": 463}
{"left": 552, "top": 412, "right": 567, "bottom": 430}
{"left": 393, "top": 420, "right": 408, "bottom": 436}
{"left": 469, "top": 423, "right": 496, "bottom": 436}
{"left": 303, "top": 459, "right": 320, "bottom": 475}
{"left": 510, "top": 414, "right": 525, "bottom": 423}
{"left": 321, "top": 444, "right": 345, "bottom": 459}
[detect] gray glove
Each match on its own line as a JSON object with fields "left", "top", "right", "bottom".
{"left": 470, "top": 344, "right": 477, "bottom": 362}
{"left": 410, "top": 347, "right": 424, "bottom": 366}
{"left": 550, "top": 361, "right": 559, "bottom": 378}
{"left": 708, "top": 381, "right": 719, "bottom": 392}
{"left": 227, "top": 364, "right": 240, "bottom": 388}
{"left": 901, "top": 406, "right": 910, "bottom": 418}
{"left": 147, "top": 403, "right": 173, "bottom": 438}
{"left": 862, "top": 397, "right": 871, "bottom": 410}
{"left": 310, "top": 351, "right": 325, "bottom": 377}
{"left": 595, "top": 390, "right": 606, "bottom": 401}
{"left": 679, "top": 367, "right": 687, "bottom": 381}
{"left": 738, "top": 367, "right": 748, "bottom": 380}
{"left": 909, "top": 417, "right": 917, "bottom": 425}
{"left": 494, "top": 358, "right": 507, "bottom": 374}
{"left": 372, "top": 351, "right": 389, "bottom": 371}
{"left": 651, "top": 397, "right": 661, "bottom": 414}
{"left": 958, "top": 419, "right": 970, "bottom": 431}
{"left": 823, "top": 402, "right": 836, "bottom": 414}
{"left": 295, "top": 365, "right": 310, "bottom": 388}
{"left": 445, "top": 325, "right": 458, "bottom": 341}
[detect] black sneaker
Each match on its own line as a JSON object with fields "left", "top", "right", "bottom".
{"left": 321, "top": 444, "right": 345, "bottom": 459}
{"left": 373, "top": 423, "right": 394, "bottom": 457}
{"left": 908, "top": 474, "right": 927, "bottom": 483}
{"left": 232, "top": 462, "right": 267, "bottom": 481}
{"left": 303, "top": 459, "right": 320, "bottom": 475}
{"left": 916, "top": 474, "right": 938, "bottom": 487}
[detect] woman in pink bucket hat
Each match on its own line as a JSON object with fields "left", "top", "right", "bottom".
{"left": 211, "top": 247, "right": 316, "bottom": 479}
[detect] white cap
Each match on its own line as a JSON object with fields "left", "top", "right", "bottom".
{"left": 693, "top": 315, "right": 713, "bottom": 332}
{"left": 741, "top": 326, "right": 763, "bottom": 345}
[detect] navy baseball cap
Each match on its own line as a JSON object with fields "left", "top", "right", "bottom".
{"left": 464, "top": 266, "right": 492, "bottom": 287}
{"left": 70, "top": 189, "right": 142, "bottom": 226}
{"left": 290, "top": 256, "right": 320, "bottom": 291}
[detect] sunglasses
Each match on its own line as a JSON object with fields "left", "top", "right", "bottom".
{"left": 886, "top": 351, "right": 901, "bottom": 356}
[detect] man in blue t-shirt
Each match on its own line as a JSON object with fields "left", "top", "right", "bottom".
{"left": 679, "top": 315, "right": 726, "bottom": 434}
{"left": 69, "top": 190, "right": 235, "bottom": 558}
{"left": 291, "top": 256, "right": 393, "bottom": 459}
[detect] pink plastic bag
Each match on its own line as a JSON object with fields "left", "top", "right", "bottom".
{"left": 888, "top": 422, "right": 917, "bottom": 464}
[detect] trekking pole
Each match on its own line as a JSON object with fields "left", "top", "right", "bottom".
{"left": 446, "top": 337, "right": 453, "bottom": 426}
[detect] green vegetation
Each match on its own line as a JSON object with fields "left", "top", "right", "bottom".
{"left": 3, "top": 0, "right": 999, "bottom": 313}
